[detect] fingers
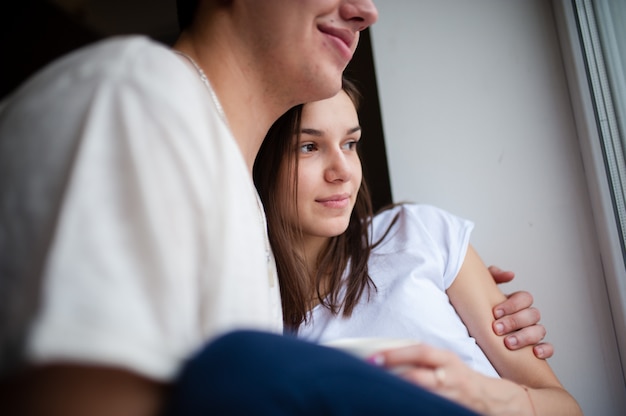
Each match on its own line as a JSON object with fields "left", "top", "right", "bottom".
{"left": 488, "top": 265, "right": 515, "bottom": 284}
{"left": 503, "top": 323, "right": 546, "bottom": 349}
{"left": 389, "top": 347, "right": 483, "bottom": 412}
{"left": 379, "top": 345, "right": 457, "bottom": 392}
{"left": 533, "top": 342, "right": 554, "bottom": 359}
{"left": 491, "top": 290, "right": 553, "bottom": 358}
{"left": 494, "top": 310, "right": 541, "bottom": 338}
{"left": 376, "top": 343, "right": 453, "bottom": 370}
{"left": 396, "top": 365, "right": 445, "bottom": 391}
{"left": 434, "top": 367, "right": 446, "bottom": 387}
{"left": 493, "top": 290, "right": 534, "bottom": 319}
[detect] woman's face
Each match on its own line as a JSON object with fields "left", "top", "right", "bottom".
{"left": 281, "top": 90, "right": 363, "bottom": 245}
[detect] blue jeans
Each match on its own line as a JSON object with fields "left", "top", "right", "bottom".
{"left": 163, "top": 331, "right": 477, "bottom": 415}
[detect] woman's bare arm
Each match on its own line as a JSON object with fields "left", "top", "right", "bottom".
{"left": 374, "top": 245, "right": 580, "bottom": 415}
{"left": 446, "top": 245, "right": 581, "bottom": 415}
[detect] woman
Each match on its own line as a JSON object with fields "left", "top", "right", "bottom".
{"left": 253, "top": 78, "right": 581, "bottom": 415}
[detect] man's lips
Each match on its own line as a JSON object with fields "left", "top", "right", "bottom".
{"left": 318, "top": 25, "right": 355, "bottom": 61}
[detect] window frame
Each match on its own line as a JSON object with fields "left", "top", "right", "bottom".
{"left": 553, "top": 0, "right": 626, "bottom": 378}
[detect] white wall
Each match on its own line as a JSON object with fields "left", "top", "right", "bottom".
{"left": 370, "top": 1, "right": 626, "bottom": 414}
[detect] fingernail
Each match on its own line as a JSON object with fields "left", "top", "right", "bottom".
{"left": 494, "top": 322, "right": 504, "bottom": 335}
{"left": 366, "top": 354, "right": 385, "bottom": 366}
{"left": 508, "top": 336, "right": 518, "bottom": 347}
{"left": 535, "top": 346, "right": 544, "bottom": 358}
{"left": 494, "top": 309, "right": 504, "bottom": 319}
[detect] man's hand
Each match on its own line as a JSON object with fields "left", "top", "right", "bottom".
{"left": 488, "top": 265, "right": 554, "bottom": 359}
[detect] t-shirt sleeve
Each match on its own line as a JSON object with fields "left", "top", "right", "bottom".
{"left": 402, "top": 204, "right": 474, "bottom": 290}
{"left": 6, "top": 40, "right": 221, "bottom": 381}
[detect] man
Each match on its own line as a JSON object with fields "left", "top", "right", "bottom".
{"left": 0, "top": 1, "right": 549, "bottom": 414}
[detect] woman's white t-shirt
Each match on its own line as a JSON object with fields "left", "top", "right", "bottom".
{"left": 299, "top": 204, "right": 499, "bottom": 378}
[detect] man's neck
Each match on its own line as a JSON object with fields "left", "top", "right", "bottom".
{"left": 172, "top": 31, "right": 291, "bottom": 173}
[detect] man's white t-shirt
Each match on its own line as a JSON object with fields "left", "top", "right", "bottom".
{"left": 299, "top": 204, "right": 499, "bottom": 378}
{"left": 0, "top": 36, "right": 282, "bottom": 381}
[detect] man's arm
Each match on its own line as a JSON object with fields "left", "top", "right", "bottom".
{"left": 488, "top": 265, "right": 554, "bottom": 359}
{"left": 1, "top": 365, "right": 166, "bottom": 416}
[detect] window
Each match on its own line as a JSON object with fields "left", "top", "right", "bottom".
{"left": 576, "top": 0, "right": 626, "bottom": 258}
{"left": 554, "top": 0, "right": 626, "bottom": 377}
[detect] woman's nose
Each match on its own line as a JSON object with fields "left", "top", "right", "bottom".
{"left": 325, "top": 151, "right": 352, "bottom": 183}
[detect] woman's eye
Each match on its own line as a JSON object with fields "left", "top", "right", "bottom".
{"left": 300, "top": 143, "right": 317, "bottom": 153}
{"left": 342, "top": 140, "right": 359, "bottom": 151}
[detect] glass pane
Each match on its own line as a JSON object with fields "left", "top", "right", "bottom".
{"left": 575, "top": 0, "right": 626, "bottom": 260}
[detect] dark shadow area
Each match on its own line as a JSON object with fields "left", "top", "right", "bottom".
{"left": 0, "top": 0, "right": 100, "bottom": 99}
{"left": 345, "top": 29, "right": 393, "bottom": 211}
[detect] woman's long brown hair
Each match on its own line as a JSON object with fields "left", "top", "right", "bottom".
{"left": 253, "top": 78, "right": 379, "bottom": 333}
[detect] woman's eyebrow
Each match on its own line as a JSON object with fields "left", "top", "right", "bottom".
{"left": 301, "top": 128, "right": 323, "bottom": 136}
{"left": 300, "top": 126, "right": 361, "bottom": 136}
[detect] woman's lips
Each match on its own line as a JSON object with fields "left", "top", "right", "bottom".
{"left": 316, "top": 194, "right": 351, "bottom": 209}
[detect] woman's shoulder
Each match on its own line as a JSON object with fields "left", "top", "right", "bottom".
{"left": 372, "top": 203, "right": 473, "bottom": 244}
{"left": 374, "top": 203, "right": 462, "bottom": 225}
